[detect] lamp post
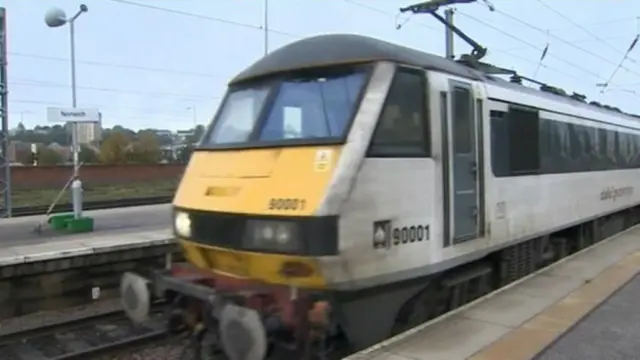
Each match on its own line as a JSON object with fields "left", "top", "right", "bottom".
{"left": 45, "top": 4, "right": 88, "bottom": 220}
{"left": 263, "top": 0, "right": 269, "bottom": 55}
{"left": 187, "top": 106, "right": 197, "bottom": 128}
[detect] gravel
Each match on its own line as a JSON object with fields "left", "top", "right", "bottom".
{"left": 0, "top": 299, "right": 205, "bottom": 360}
{"left": 0, "top": 299, "right": 215, "bottom": 360}
{"left": 93, "top": 336, "right": 200, "bottom": 360}
{"left": 0, "top": 298, "right": 122, "bottom": 336}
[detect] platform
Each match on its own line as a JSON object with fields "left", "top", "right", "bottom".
{"left": 0, "top": 226, "right": 178, "bottom": 319}
{"left": 344, "top": 225, "right": 640, "bottom": 360}
{"left": 0, "top": 204, "right": 171, "bottom": 247}
{"left": 0, "top": 227, "right": 173, "bottom": 266}
{"left": 535, "top": 271, "right": 640, "bottom": 360}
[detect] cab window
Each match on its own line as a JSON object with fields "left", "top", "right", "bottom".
{"left": 367, "top": 68, "right": 430, "bottom": 157}
{"left": 202, "top": 67, "right": 368, "bottom": 147}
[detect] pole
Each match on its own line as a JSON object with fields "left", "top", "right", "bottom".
{"left": 192, "top": 106, "right": 197, "bottom": 128}
{"left": 263, "top": 0, "right": 269, "bottom": 55}
{"left": 444, "top": 8, "right": 454, "bottom": 60}
{"left": 69, "top": 18, "right": 83, "bottom": 219}
{"left": 0, "top": 7, "right": 10, "bottom": 218}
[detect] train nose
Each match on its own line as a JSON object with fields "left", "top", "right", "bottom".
{"left": 120, "top": 272, "right": 151, "bottom": 323}
{"left": 218, "top": 303, "right": 268, "bottom": 360}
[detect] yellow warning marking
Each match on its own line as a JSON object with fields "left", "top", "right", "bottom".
{"left": 469, "top": 250, "right": 640, "bottom": 360}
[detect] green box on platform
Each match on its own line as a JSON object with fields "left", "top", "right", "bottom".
{"left": 48, "top": 214, "right": 75, "bottom": 230}
{"left": 66, "top": 217, "right": 95, "bottom": 233}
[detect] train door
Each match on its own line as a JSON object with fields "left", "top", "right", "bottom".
{"left": 448, "top": 81, "right": 481, "bottom": 244}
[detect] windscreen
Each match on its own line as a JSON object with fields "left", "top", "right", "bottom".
{"left": 203, "top": 67, "right": 368, "bottom": 147}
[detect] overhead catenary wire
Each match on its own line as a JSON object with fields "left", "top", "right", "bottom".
{"left": 496, "top": 35, "right": 633, "bottom": 53}
{"left": 107, "top": 0, "right": 300, "bottom": 39}
{"left": 487, "top": 7, "right": 640, "bottom": 78}
{"left": 598, "top": 34, "right": 639, "bottom": 93}
{"left": 343, "top": 0, "right": 597, "bottom": 84}
{"left": 532, "top": 30, "right": 549, "bottom": 79}
{"left": 343, "top": 0, "right": 439, "bottom": 32}
{"left": 13, "top": 0, "right": 640, "bottom": 118}
{"left": 8, "top": 0, "right": 597, "bottom": 89}
{"left": 9, "top": 52, "right": 222, "bottom": 78}
{"left": 12, "top": 78, "right": 217, "bottom": 101}
{"left": 454, "top": 10, "right": 604, "bottom": 79}
{"left": 10, "top": 98, "right": 199, "bottom": 112}
{"left": 102, "top": 0, "right": 640, "bottom": 108}
{"left": 548, "top": 15, "right": 640, "bottom": 32}
{"left": 535, "top": 0, "right": 638, "bottom": 64}
{"left": 344, "top": 0, "right": 611, "bottom": 83}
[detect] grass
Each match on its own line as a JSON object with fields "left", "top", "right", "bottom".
{"left": 11, "top": 180, "right": 178, "bottom": 208}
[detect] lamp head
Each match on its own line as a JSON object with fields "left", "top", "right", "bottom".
{"left": 44, "top": 7, "right": 67, "bottom": 27}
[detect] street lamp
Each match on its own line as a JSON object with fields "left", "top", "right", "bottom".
{"left": 45, "top": 4, "right": 88, "bottom": 221}
{"left": 186, "top": 106, "right": 197, "bottom": 128}
{"left": 263, "top": 0, "right": 269, "bottom": 55}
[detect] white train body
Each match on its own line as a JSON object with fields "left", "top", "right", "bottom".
{"left": 315, "top": 55, "right": 640, "bottom": 291}
{"left": 135, "top": 34, "right": 640, "bottom": 357}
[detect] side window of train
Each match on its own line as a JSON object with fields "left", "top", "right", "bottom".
{"left": 492, "top": 103, "right": 640, "bottom": 176}
{"left": 367, "top": 68, "right": 430, "bottom": 157}
{"left": 508, "top": 106, "right": 541, "bottom": 175}
{"left": 490, "top": 106, "right": 541, "bottom": 177}
{"left": 490, "top": 110, "right": 509, "bottom": 176}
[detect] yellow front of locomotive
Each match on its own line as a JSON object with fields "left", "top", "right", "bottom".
{"left": 172, "top": 64, "right": 369, "bottom": 290}
{"left": 164, "top": 60, "right": 373, "bottom": 358}
{"left": 174, "top": 147, "right": 337, "bottom": 289}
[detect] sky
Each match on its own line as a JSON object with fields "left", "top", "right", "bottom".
{"left": 3, "top": 0, "right": 640, "bottom": 131}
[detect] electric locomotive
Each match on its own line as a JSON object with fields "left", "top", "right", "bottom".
{"left": 120, "top": 25, "right": 640, "bottom": 360}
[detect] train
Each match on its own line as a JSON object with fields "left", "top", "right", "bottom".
{"left": 120, "top": 32, "right": 640, "bottom": 360}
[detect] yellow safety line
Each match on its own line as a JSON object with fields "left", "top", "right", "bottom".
{"left": 469, "top": 250, "right": 640, "bottom": 360}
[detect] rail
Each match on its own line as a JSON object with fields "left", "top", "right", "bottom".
{"left": 10, "top": 196, "right": 173, "bottom": 217}
{"left": 0, "top": 305, "right": 170, "bottom": 360}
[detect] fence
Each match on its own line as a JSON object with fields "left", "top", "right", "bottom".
{"left": 11, "top": 164, "right": 186, "bottom": 189}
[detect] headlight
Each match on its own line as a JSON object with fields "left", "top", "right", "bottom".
{"left": 245, "top": 220, "right": 300, "bottom": 252}
{"left": 174, "top": 211, "right": 192, "bottom": 238}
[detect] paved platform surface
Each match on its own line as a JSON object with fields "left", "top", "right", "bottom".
{"left": 0, "top": 204, "right": 171, "bottom": 247}
{"left": 535, "top": 272, "right": 640, "bottom": 360}
{"left": 0, "top": 228, "right": 173, "bottom": 266}
{"left": 344, "top": 225, "right": 640, "bottom": 360}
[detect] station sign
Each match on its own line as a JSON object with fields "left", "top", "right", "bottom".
{"left": 47, "top": 107, "right": 101, "bottom": 123}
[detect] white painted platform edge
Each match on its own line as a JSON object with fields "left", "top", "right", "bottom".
{"left": 343, "top": 224, "right": 640, "bottom": 360}
{"left": 0, "top": 230, "right": 175, "bottom": 266}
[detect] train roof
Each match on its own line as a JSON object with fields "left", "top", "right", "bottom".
{"left": 485, "top": 75, "right": 640, "bottom": 125}
{"left": 230, "top": 33, "right": 485, "bottom": 84}
{"left": 230, "top": 33, "right": 640, "bottom": 124}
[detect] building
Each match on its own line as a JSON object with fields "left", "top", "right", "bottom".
{"left": 76, "top": 120, "right": 102, "bottom": 144}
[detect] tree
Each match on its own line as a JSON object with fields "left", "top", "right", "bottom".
{"left": 79, "top": 145, "right": 99, "bottom": 164}
{"left": 177, "top": 144, "right": 194, "bottom": 164}
{"left": 38, "top": 148, "right": 64, "bottom": 165}
{"left": 186, "top": 125, "right": 205, "bottom": 144}
{"left": 128, "top": 131, "right": 161, "bottom": 164}
{"left": 99, "top": 132, "right": 131, "bottom": 164}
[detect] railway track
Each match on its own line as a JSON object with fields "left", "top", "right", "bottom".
{"left": 0, "top": 307, "right": 170, "bottom": 360}
{"left": 10, "top": 196, "right": 173, "bottom": 217}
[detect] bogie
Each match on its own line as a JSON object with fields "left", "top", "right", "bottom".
{"left": 379, "top": 204, "right": 640, "bottom": 355}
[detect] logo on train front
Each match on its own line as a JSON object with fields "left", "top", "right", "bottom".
{"left": 373, "top": 220, "right": 392, "bottom": 249}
